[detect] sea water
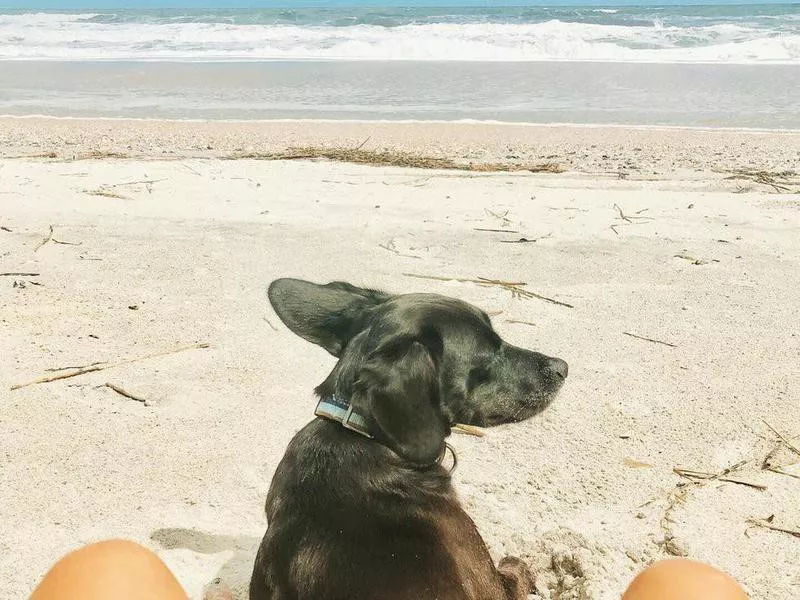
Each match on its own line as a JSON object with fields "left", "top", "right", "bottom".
{"left": 0, "top": 4, "right": 797, "bottom": 127}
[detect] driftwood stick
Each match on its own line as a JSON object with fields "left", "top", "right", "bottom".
{"left": 453, "top": 423, "right": 486, "bottom": 437}
{"left": 10, "top": 343, "right": 210, "bottom": 390}
{"left": 623, "top": 331, "right": 677, "bottom": 348}
{"left": 1, "top": 272, "right": 40, "bottom": 277}
{"left": 105, "top": 382, "right": 147, "bottom": 403}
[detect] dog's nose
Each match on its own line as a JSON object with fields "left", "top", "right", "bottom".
{"left": 545, "top": 357, "right": 568, "bottom": 379}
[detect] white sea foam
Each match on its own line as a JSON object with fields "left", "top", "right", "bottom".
{"left": 0, "top": 12, "right": 798, "bottom": 64}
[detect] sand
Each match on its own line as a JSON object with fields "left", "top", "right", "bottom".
{"left": 1, "top": 118, "right": 799, "bottom": 600}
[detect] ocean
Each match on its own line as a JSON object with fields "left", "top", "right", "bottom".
{"left": 0, "top": 4, "right": 798, "bottom": 127}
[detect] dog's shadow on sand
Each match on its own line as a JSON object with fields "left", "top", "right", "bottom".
{"left": 151, "top": 527, "right": 260, "bottom": 600}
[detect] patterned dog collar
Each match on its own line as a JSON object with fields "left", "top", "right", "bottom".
{"left": 315, "top": 394, "right": 373, "bottom": 439}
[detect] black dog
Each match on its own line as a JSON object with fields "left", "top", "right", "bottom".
{"left": 250, "top": 278, "right": 568, "bottom": 600}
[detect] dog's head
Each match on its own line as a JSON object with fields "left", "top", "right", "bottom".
{"left": 268, "top": 278, "right": 568, "bottom": 466}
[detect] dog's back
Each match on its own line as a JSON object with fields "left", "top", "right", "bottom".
{"left": 250, "top": 420, "right": 509, "bottom": 600}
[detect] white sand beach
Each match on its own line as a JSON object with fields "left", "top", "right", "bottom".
{"left": 1, "top": 119, "right": 799, "bottom": 599}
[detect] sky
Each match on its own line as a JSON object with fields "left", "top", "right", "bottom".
{"left": 2, "top": 0, "right": 797, "bottom": 9}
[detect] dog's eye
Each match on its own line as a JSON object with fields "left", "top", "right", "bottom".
{"left": 467, "top": 366, "right": 491, "bottom": 390}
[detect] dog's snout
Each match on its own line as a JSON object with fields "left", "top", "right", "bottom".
{"left": 545, "top": 357, "right": 568, "bottom": 380}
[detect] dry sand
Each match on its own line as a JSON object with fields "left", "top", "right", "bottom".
{"left": 1, "top": 118, "right": 799, "bottom": 600}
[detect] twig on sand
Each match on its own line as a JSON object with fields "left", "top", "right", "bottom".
{"left": 614, "top": 203, "right": 634, "bottom": 223}
{"left": 499, "top": 233, "right": 553, "bottom": 244}
{"left": 611, "top": 204, "right": 652, "bottom": 235}
{"left": 746, "top": 517, "right": 800, "bottom": 539}
{"left": 477, "top": 277, "right": 573, "bottom": 308}
{"left": 474, "top": 228, "right": 520, "bottom": 234}
{"left": 12, "top": 364, "right": 105, "bottom": 388}
{"left": 674, "top": 253, "right": 711, "bottom": 266}
{"left": 1, "top": 226, "right": 12, "bottom": 232}
{"left": 506, "top": 320, "right": 537, "bottom": 327}
{"left": 453, "top": 423, "right": 486, "bottom": 437}
{"left": 182, "top": 163, "right": 203, "bottom": 177}
{"left": 623, "top": 331, "right": 677, "bottom": 348}
{"left": 402, "top": 273, "right": 574, "bottom": 308}
{"left": 614, "top": 204, "right": 653, "bottom": 224}
{"left": 673, "top": 467, "right": 766, "bottom": 491}
{"left": 1, "top": 272, "right": 39, "bottom": 277}
{"left": 33, "top": 224, "right": 81, "bottom": 249}
{"left": 704, "top": 459, "right": 751, "bottom": 483}
{"left": 766, "top": 467, "right": 800, "bottom": 480}
{"left": 105, "top": 382, "right": 148, "bottom": 404}
{"left": 355, "top": 136, "right": 371, "bottom": 151}
{"left": 34, "top": 225, "right": 54, "bottom": 252}
{"left": 10, "top": 343, "right": 210, "bottom": 391}
{"left": 762, "top": 419, "right": 800, "bottom": 456}
{"left": 105, "top": 178, "right": 167, "bottom": 188}
{"left": 86, "top": 187, "right": 130, "bottom": 200}
{"left": 45, "top": 361, "right": 106, "bottom": 372}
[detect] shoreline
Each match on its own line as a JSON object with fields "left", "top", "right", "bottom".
{"left": 3, "top": 61, "right": 797, "bottom": 129}
{"left": 4, "top": 114, "right": 800, "bottom": 135}
{"left": 2, "top": 117, "right": 798, "bottom": 186}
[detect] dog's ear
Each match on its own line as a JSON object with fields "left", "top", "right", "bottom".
{"left": 356, "top": 339, "right": 448, "bottom": 465}
{"left": 268, "top": 278, "right": 390, "bottom": 357}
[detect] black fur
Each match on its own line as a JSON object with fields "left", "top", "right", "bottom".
{"left": 250, "top": 278, "right": 568, "bottom": 600}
